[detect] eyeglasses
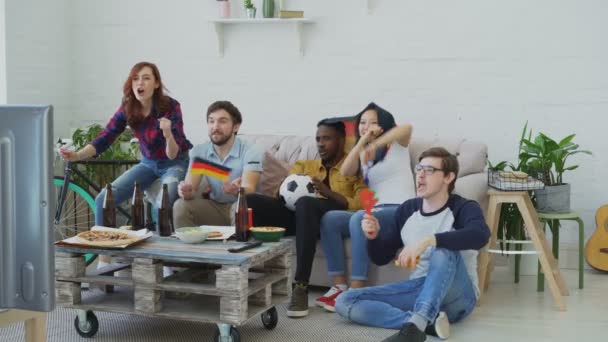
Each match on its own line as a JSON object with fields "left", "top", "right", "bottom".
{"left": 414, "top": 164, "right": 444, "bottom": 176}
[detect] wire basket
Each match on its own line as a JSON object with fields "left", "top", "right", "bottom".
{"left": 487, "top": 170, "right": 545, "bottom": 191}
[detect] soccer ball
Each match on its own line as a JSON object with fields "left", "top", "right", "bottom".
{"left": 279, "top": 174, "right": 316, "bottom": 211}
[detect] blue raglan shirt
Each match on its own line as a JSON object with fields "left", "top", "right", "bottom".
{"left": 367, "top": 194, "right": 490, "bottom": 297}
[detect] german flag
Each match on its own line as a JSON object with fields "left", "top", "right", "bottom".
{"left": 191, "top": 157, "right": 232, "bottom": 181}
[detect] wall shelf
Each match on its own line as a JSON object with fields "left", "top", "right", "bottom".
{"left": 210, "top": 18, "right": 314, "bottom": 57}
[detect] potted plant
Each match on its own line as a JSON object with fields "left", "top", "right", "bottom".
{"left": 244, "top": 0, "right": 256, "bottom": 18}
{"left": 262, "top": 0, "right": 275, "bottom": 18}
{"left": 217, "top": 0, "right": 230, "bottom": 19}
{"left": 519, "top": 131, "right": 592, "bottom": 213}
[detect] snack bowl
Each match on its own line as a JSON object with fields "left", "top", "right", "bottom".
{"left": 250, "top": 226, "right": 286, "bottom": 242}
{"left": 175, "top": 227, "right": 209, "bottom": 244}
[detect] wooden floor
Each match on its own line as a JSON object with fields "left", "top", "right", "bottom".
{"left": 1, "top": 266, "right": 607, "bottom": 341}
{"left": 449, "top": 266, "right": 608, "bottom": 341}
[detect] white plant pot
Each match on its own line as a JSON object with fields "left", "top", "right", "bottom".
{"left": 507, "top": 241, "right": 539, "bottom": 276}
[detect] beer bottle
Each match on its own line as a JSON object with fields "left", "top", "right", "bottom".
{"left": 102, "top": 184, "right": 116, "bottom": 227}
{"left": 130, "top": 182, "right": 145, "bottom": 230}
{"left": 235, "top": 187, "right": 249, "bottom": 242}
{"left": 158, "top": 184, "right": 173, "bottom": 237}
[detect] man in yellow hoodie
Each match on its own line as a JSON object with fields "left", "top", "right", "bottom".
{"left": 247, "top": 118, "right": 367, "bottom": 318}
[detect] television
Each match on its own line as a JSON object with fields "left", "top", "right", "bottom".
{"left": 0, "top": 105, "right": 55, "bottom": 312}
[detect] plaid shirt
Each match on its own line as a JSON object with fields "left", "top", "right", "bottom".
{"left": 91, "top": 97, "right": 192, "bottom": 160}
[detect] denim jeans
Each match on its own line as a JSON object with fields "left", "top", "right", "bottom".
{"left": 335, "top": 248, "right": 477, "bottom": 329}
{"left": 320, "top": 205, "right": 399, "bottom": 281}
{"left": 246, "top": 194, "right": 344, "bottom": 283}
{"left": 94, "top": 155, "right": 189, "bottom": 226}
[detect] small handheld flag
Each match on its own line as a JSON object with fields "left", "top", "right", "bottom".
{"left": 191, "top": 157, "right": 232, "bottom": 181}
{"left": 359, "top": 189, "right": 378, "bottom": 215}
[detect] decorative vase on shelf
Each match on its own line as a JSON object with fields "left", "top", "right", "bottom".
{"left": 246, "top": 7, "right": 256, "bottom": 18}
{"left": 263, "top": 0, "right": 275, "bottom": 18}
{"left": 218, "top": 0, "right": 230, "bottom": 18}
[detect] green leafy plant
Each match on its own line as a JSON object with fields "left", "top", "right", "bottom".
{"left": 488, "top": 122, "right": 592, "bottom": 282}
{"left": 519, "top": 132, "right": 592, "bottom": 186}
{"left": 244, "top": 0, "right": 255, "bottom": 9}
{"left": 71, "top": 124, "right": 139, "bottom": 188}
{"left": 517, "top": 127, "right": 591, "bottom": 249}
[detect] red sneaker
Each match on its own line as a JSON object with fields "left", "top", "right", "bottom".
{"left": 314, "top": 286, "right": 344, "bottom": 312}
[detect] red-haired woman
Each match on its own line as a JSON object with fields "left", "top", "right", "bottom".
{"left": 60, "top": 61, "right": 192, "bottom": 228}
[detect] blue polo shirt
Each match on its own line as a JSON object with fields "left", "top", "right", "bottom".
{"left": 188, "top": 137, "right": 263, "bottom": 204}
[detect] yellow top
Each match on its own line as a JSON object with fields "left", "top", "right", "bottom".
{"left": 289, "top": 157, "right": 367, "bottom": 211}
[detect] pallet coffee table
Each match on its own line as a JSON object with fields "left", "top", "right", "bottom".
{"left": 55, "top": 237, "right": 293, "bottom": 342}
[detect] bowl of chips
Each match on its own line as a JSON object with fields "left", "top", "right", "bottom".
{"left": 175, "top": 227, "right": 209, "bottom": 244}
{"left": 250, "top": 226, "right": 286, "bottom": 242}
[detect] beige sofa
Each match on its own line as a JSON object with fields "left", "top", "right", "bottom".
{"left": 239, "top": 134, "right": 489, "bottom": 287}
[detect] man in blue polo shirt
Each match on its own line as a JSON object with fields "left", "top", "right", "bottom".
{"left": 173, "top": 100, "right": 263, "bottom": 227}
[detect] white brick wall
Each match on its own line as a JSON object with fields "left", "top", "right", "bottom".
{"left": 5, "top": 1, "right": 608, "bottom": 261}
{"left": 5, "top": 0, "right": 71, "bottom": 128}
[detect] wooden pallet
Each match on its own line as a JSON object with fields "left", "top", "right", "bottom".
{"left": 55, "top": 238, "right": 293, "bottom": 326}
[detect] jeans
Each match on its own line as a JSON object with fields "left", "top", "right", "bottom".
{"left": 320, "top": 205, "right": 399, "bottom": 281}
{"left": 246, "top": 194, "right": 345, "bottom": 283}
{"left": 335, "top": 248, "right": 477, "bottom": 329}
{"left": 94, "top": 155, "right": 189, "bottom": 226}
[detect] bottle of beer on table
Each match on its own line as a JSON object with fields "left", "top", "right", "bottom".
{"left": 235, "top": 187, "right": 249, "bottom": 242}
{"left": 102, "top": 184, "right": 116, "bottom": 227}
{"left": 158, "top": 184, "right": 173, "bottom": 237}
{"left": 131, "top": 182, "right": 145, "bottom": 230}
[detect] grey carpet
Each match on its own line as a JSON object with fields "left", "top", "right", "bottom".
{"left": 0, "top": 288, "right": 397, "bottom": 342}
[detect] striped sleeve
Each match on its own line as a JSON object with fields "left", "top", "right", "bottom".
{"left": 243, "top": 144, "right": 264, "bottom": 172}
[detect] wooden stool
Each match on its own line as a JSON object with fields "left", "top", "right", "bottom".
{"left": 536, "top": 211, "right": 585, "bottom": 291}
{"left": 0, "top": 309, "right": 47, "bottom": 342}
{"left": 477, "top": 190, "right": 569, "bottom": 311}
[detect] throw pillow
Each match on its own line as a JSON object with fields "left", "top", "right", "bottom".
{"left": 259, "top": 151, "right": 290, "bottom": 197}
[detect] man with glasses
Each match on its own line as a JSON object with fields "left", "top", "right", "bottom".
{"left": 335, "top": 147, "right": 490, "bottom": 342}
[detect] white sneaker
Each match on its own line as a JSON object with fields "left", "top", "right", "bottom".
{"left": 425, "top": 311, "right": 450, "bottom": 340}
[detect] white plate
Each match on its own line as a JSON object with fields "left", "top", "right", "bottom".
{"left": 199, "top": 225, "right": 235, "bottom": 240}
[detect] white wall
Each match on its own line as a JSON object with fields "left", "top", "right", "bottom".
{"left": 5, "top": 0, "right": 71, "bottom": 126}
{"left": 0, "top": 0, "right": 6, "bottom": 103}
{"left": 6, "top": 0, "right": 608, "bottom": 261}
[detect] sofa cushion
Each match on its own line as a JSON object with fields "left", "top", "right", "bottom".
{"left": 240, "top": 134, "right": 319, "bottom": 164}
{"left": 259, "top": 151, "right": 290, "bottom": 197}
{"left": 409, "top": 138, "right": 487, "bottom": 177}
